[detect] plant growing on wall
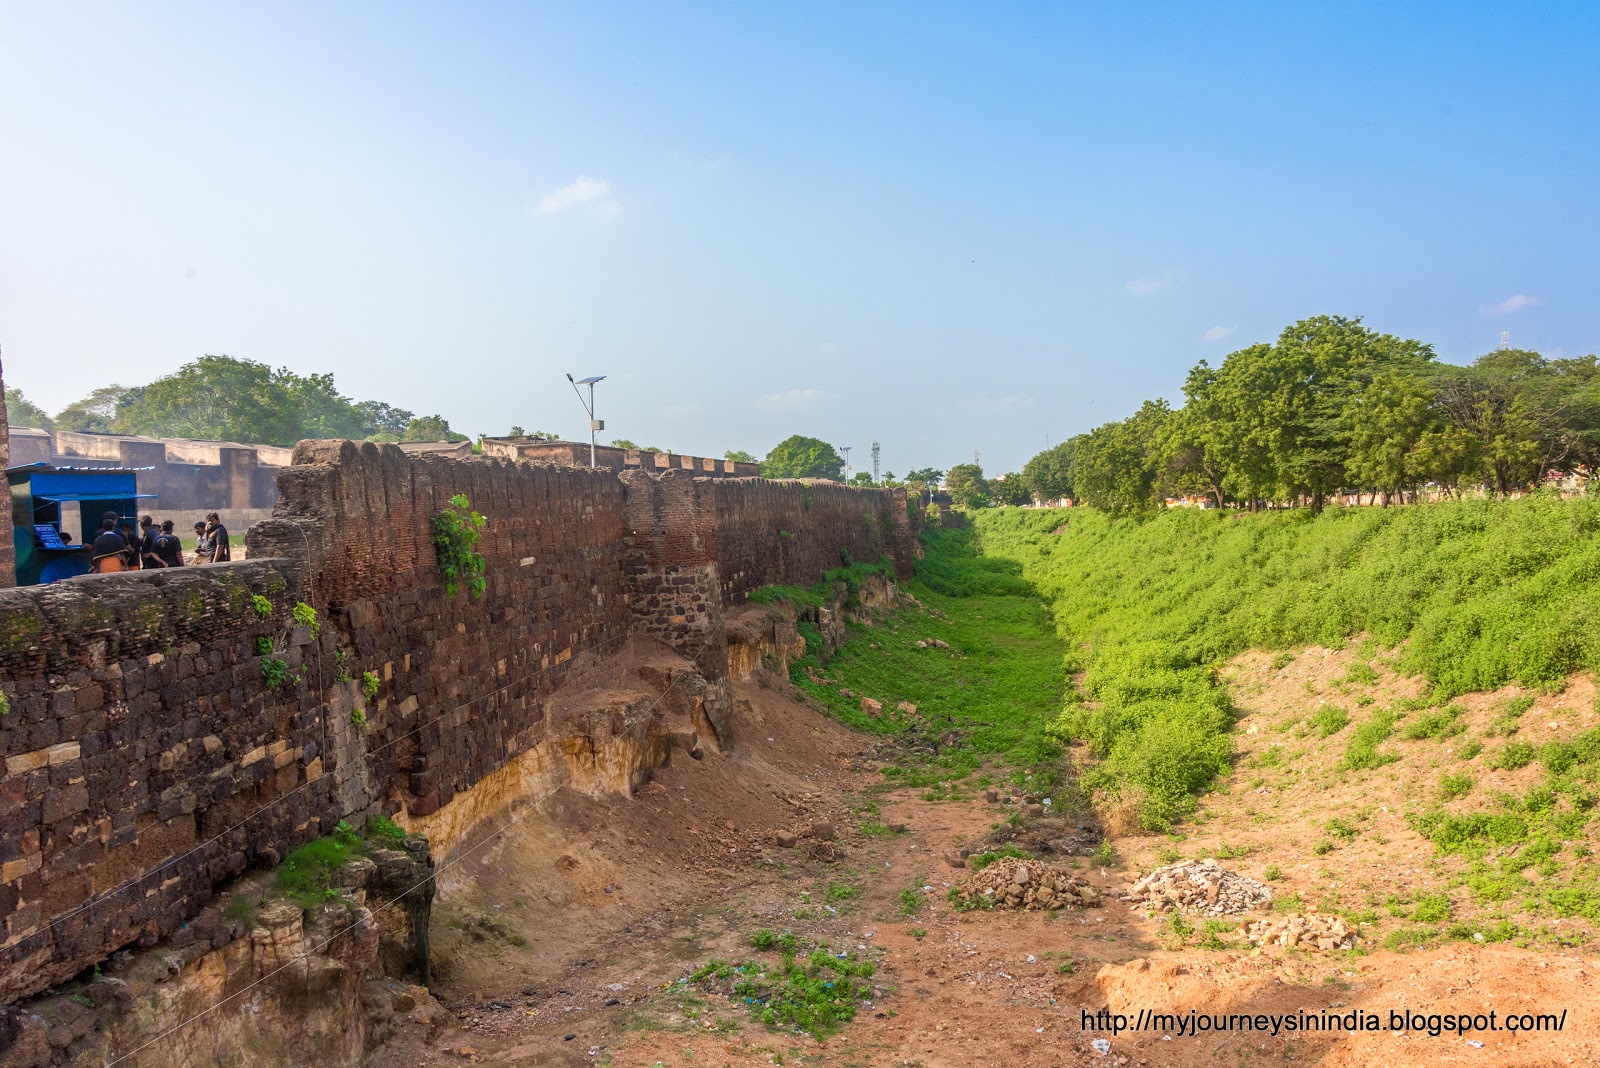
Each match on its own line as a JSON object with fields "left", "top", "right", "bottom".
{"left": 432, "top": 493, "right": 488, "bottom": 598}
{"left": 350, "top": 669, "right": 381, "bottom": 729}
{"left": 293, "top": 601, "right": 320, "bottom": 639}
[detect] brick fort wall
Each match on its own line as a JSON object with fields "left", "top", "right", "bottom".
{"left": 0, "top": 444, "right": 914, "bottom": 1001}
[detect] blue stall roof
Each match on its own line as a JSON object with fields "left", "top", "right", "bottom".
{"left": 36, "top": 492, "right": 159, "bottom": 502}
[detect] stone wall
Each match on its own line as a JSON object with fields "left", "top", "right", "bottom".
{"left": 0, "top": 443, "right": 915, "bottom": 1002}
{"left": 480, "top": 438, "right": 760, "bottom": 478}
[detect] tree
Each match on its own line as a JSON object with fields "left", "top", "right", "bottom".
{"left": 1429, "top": 351, "right": 1600, "bottom": 496}
{"left": 760, "top": 435, "right": 845, "bottom": 480}
{"left": 724, "top": 449, "right": 757, "bottom": 463}
{"left": 5, "top": 387, "right": 54, "bottom": 431}
{"left": 903, "top": 467, "right": 944, "bottom": 487}
{"left": 849, "top": 471, "right": 876, "bottom": 486}
{"left": 56, "top": 385, "right": 131, "bottom": 433}
{"left": 402, "top": 415, "right": 467, "bottom": 442}
{"left": 1343, "top": 369, "right": 1435, "bottom": 503}
{"left": 944, "top": 463, "right": 990, "bottom": 507}
{"left": 357, "top": 401, "right": 415, "bottom": 439}
{"left": 281, "top": 371, "right": 367, "bottom": 440}
{"left": 1070, "top": 401, "right": 1174, "bottom": 514}
{"left": 990, "top": 475, "right": 1034, "bottom": 506}
{"left": 115, "top": 355, "right": 303, "bottom": 444}
{"left": 1020, "top": 441, "right": 1075, "bottom": 502}
{"left": 609, "top": 438, "right": 638, "bottom": 449}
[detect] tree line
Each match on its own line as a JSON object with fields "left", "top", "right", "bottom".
{"left": 1019, "top": 315, "right": 1600, "bottom": 514}
{"left": 7, "top": 354, "right": 469, "bottom": 447}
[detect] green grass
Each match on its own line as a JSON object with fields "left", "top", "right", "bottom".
{"left": 1439, "top": 771, "right": 1475, "bottom": 800}
{"left": 970, "top": 497, "right": 1600, "bottom": 828}
{"left": 1309, "top": 705, "right": 1350, "bottom": 737}
{"left": 686, "top": 936, "right": 878, "bottom": 1038}
{"left": 274, "top": 817, "right": 410, "bottom": 909}
{"left": 1401, "top": 705, "right": 1466, "bottom": 740}
{"left": 1342, "top": 710, "right": 1399, "bottom": 771}
{"left": 779, "top": 527, "right": 1068, "bottom": 788}
{"left": 968, "top": 844, "right": 1030, "bottom": 870}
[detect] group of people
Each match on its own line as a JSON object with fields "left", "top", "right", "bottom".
{"left": 89, "top": 512, "right": 231, "bottom": 573}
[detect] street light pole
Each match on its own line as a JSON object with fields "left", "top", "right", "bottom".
{"left": 566, "top": 373, "right": 607, "bottom": 468}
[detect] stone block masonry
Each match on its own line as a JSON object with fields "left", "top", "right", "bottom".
{"left": 0, "top": 441, "right": 916, "bottom": 1002}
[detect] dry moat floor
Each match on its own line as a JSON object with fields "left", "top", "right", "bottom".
{"left": 366, "top": 649, "right": 1600, "bottom": 1068}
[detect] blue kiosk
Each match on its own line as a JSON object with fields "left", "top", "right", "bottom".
{"left": 7, "top": 463, "right": 158, "bottom": 585}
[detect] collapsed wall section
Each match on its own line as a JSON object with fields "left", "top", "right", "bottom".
{"left": 0, "top": 446, "right": 915, "bottom": 1003}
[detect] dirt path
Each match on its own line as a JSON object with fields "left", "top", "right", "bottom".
{"left": 370, "top": 669, "right": 1600, "bottom": 1068}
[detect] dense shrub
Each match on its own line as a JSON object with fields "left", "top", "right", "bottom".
{"left": 973, "top": 495, "right": 1600, "bottom": 828}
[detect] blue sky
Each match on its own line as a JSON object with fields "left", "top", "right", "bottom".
{"left": 3, "top": 2, "right": 1597, "bottom": 474}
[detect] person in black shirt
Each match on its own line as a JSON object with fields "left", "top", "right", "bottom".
{"left": 117, "top": 520, "right": 141, "bottom": 569}
{"left": 91, "top": 519, "right": 130, "bottom": 573}
{"left": 138, "top": 515, "right": 160, "bottom": 568}
{"left": 204, "top": 512, "right": 231, "bottom": 563}
{"left": 153, "top": 521, "right": 185, "bottom": 567}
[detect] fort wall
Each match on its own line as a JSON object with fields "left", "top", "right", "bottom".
{"left": 0, "top": 443, "right": 914, "bottom": 1001}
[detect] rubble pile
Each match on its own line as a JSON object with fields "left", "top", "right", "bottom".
{"left": 1241, "top": 912, "right": 1357, "bottom": 951}
{"left": 1126, "top": 858, "right": 1272, "bottom": 916}
{"left": 956, "top": 859, "right": 1103, "bottom": 911}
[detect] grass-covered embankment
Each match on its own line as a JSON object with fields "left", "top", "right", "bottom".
{"left": 974, "top": 496, "right": 1600, "bottom": 828}
{"left": 780, "top": 527, "right": 1068, "bottom": 793}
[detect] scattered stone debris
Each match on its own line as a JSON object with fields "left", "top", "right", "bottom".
{"left": 1126, "top": 859, "right": 1272, "bottom": 916}
{"left": 914, "top": 638, "right": 952, "bottom": 650}
{"left": 861, "top": 697, "right": 883, "bottom": 716}
{"left": 896, "top": 701, "right": 919, "bottom": 716}
{"left": 1242, "top": 912, "right": 1357, "bottom": 951}
{"left": 955, "top": 859, "right": 1103, "bottom": 911}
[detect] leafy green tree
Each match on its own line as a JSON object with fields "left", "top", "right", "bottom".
{"left": 944, "top": 463, "right": 990, "bottom": 507}
{"left": 1071, "top": 401, "right": 1173, "bottom": 514}
{"left": 1343, "top": 369, "right": 1435, "bottom": 503}
{"left": 990, "top": 475, "right": 1034, "bottom": 506}
{"left": 357, "top": 401, "right": 415, "bottom": 439}
{"left": 55, "top": 385, "right": 131, "bottom": 433}
{"left": 724, "top": 449, "right": 757, "bottom": 463}
{"left": 1409, "top": 425, "right": 1481, "bottom": 496}
{"left": 1271, "top": 316, "right": 1435, "bottom": 511}
{"left": 115, "top": 355, "right": 303, "bottom": 444}
{"left": 1430, "top": 351, "right": 1600, "bottom": 496}
{"left": 761, "top": 435, "right": 845, "bottom": 480}
{"left": 282, "top": 372, "right": 368, "bottom": 440}
{"left": 402, "top": 414, "right": 467, "bottom": 442}
{"left": 903, "top": 467, "right": 943, "bottom": 487}
{"left": 5, "top": 387, "right": 54, "bottom": 431}
{"left": 609, "top": 438, "right": 638, "bottom": 449}
{"left": 848, "top": 471, "right": 876, "bottom": 486}
{"left": 1021, "top": 441, "right": 1076, "bottom": 502}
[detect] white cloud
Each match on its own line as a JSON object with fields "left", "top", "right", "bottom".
{"left": 538, "top": 176, "right": 616, "bottom": 214}
{"left": 757, "top": 388, "right": 827, "bottom": 411}
{"left": 1125, "top": 268, "right": 1183, "bottom": 296}
{"left": 816, "top": 341, "right": 838, "bottom": 354}
{"left": 1204, "top": 324, "right": 1239, "bottom": 342}
{"left": 1483, "top": 293, "right": 1542, "bottom": 315}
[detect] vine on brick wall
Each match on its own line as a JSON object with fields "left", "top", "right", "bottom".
{"left": 431, "top": 493, "right": 488, "bottom": 598}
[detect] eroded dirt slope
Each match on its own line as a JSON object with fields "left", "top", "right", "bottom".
{"left": 368, "top": 647, "right": 1600, "bottom": 1068}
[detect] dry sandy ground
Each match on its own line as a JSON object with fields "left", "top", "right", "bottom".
{"left": 370, "top": 654, "right": 1600, "bottom": 1068}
